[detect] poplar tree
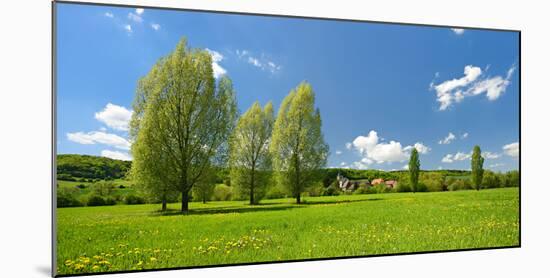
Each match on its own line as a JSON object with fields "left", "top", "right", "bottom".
{"left": 471, "top": 145, "right": 485, "bottom": 190}
{"left": 408, "top": 148, "right": 420, "bottom": 193}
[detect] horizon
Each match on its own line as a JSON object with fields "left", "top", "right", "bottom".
{"left": 56, "top": 3, "right": 520, "bottom": 172}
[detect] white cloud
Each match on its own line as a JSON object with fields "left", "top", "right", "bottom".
{"left": 489, "top": 163, "right": 505, "bottom": 168}
{"left": 67, "top": 131, "right": 131, "bottom": 150}
{"left": 467, "top": 71, "right": 514, "bottom": 101}
{"left": 404, "top": 142, "right": 431, "bottom": 154}
{"left": 248, "top": 57, "right": 261, "bottom": 67}
{"left": 402, "top": 164, "right": 409, "bottom": 170}
{"left": 335, "top": 150, "right": 342, "bottom": 155}
{"left": 350, "top": 130, "right": 428, "bottom": 164}
{"left": 104, "top": 12, "right": 114, "bottom": 18}
{"left": 94, "top": 103, "right": 133, "bottom": 131}
{"left": 345, "top": 142, "right": 352, "bottom": 150}
{"left": 101, "top": 150, "right": 132, "bottom": 161}
{"left": 236, "top": 50, "right": 249, "bottom": 58}
{"left": 430, "top": 65, "right": 516, "bottom": 110}
{"left": 128, "top": 12, "right": 143, "bottom": 23}
{"left": 237, "top": 50, "right": 281, "bottom": 74}
{"left": 441, "top": 151, "right": 471, "bottom": 163}
{"left": 451, "top": 28, "right": 465, "bottom": 35}
{"left": 151, "top": 23, "right": 160, "bottom": 31}
{"left": 124, "top": 24, "right": 132, "bottom": 33}
{"left": 135, "top": 8, "right": 144, "bottom": 15}
{"left": 352, "top": 160, "right": 370, "bottom": 170}
{"left": 462, "top": 132, "right": 469, "bottom": 139}
{"left": 340, "top": 162, "right": 346, "bottom": 166}
{"left": 503, "top": 142, "right": 519, "bottom": 157}
{"left": 442, "top": 154, "right": 454, "bottom": 163}
{"left": 431, "top": 65, "right": 481, "bottom": 110}
{"left": 482, "top": 151, "right": 501, "bottom": 159}
{"left": 438, "top": 132, "right": 456, "bottom": 144}
{"left": 205, "top": 48, "right": 227, "bottom": 79}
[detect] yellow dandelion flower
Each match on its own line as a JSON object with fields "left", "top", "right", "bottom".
{"left": 150, "top": 257, "right": 157, "bottom": 262}
{"left": 92, "top": 265, "right": 100, "bottom": 270}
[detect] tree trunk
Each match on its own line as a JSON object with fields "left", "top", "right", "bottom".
{"left": 296, "top": 193, "right": 301, "bottom": 204}
{"left": 250, "top": 168, "right": 255, "bottom": 205}
{"left": 181, "top": 191, "right": 189, "bottom": 212}
{"left": 161, "top": 199, "right": 167, "bottom": 211}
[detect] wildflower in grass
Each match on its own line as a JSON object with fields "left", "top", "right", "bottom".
{"left": 92, "top": 265, "right": 100, "bottom": 271}
{"left": 150, "top": 257, "right": 157, "bottom": 262}
{"left": 137, "top": 260, "right": 143, "bottom": 266}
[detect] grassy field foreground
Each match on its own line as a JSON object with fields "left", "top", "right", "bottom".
{"left": 56, "top": 188, "right": 519, "bottom": 275}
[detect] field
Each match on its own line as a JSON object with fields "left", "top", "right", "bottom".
{"left": 56, "top": 188, "right": 519, "bottom": 275}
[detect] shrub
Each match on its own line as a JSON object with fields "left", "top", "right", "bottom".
{"left": 213, "top": 184, "right": 233, "bottom": 201}
{"left": 416, "top": 182, "right": 428, "bottom": 192}
{"left": 118, "top": 184, "right": 126, "bottom": 189}
{"left": 57, "top": 187, "right": 83, "bottom": 207}
{"left": 322, "top": 183, "right": 341, "bottom": 196}
{"left": 353, "top": 184, "right": 371, "bottom": 195}
{"left": 307, "top": 182, "right": 324, "bottom": 197}
{"left": 265, "top": 184, "right": 287, "bottom": 199}
{"left": 124, "top": 194, "right": 146, "bottom": 205}
{"left": 104, "top": 197, "right": 117, "bottom": 206}
{"left": 395, "top": 182, "right": 412, "bottom": 192}
{"left": 87, "top": 195, "right": 106, "bottom": 206}
{"left": 374, "top": 183, "right": 394, "bottom": 194}
{"left": 92, "top": 181, "right": 115, "bottom": 196}
{"left": 423, "top": 179, "right": 443, "bottom": 192}
{"left": 76, "top": 184, "right": 87, "bottom": 189}
{"left": 447, "top": 178, "right": 473, "bottom": 191}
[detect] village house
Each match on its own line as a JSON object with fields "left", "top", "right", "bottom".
{"left": 371, "top": 178, "right": 384, "bottom": 185}
{"left": 336, "top": 173, "right": 370, "bottom": 192}
{"left": 385, "top": 180, "right": 398, "bottom": 188}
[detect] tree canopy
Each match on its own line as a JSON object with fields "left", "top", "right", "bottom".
{"left": 270, "top": 81, "right": 329, "bottom": 204}
{"left": 229, "top": 101, "right": 274, "bottom": 204}
{"left": 130, "top": 38, "right": 238, "bottom": 212}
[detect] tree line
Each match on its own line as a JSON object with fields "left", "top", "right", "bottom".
{"left": 130, "top": 38, "right": 329, "bottom": 212}
{"left": 57, "top": 154, "right": 131, "bottom": 181}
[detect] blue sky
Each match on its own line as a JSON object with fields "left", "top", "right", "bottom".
{"left": 56, "top": 3, "right": 519, "bottom": 171}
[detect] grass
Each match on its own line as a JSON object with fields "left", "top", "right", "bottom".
{"left": 56, "top": 187, "right": 519, "bottom": 275}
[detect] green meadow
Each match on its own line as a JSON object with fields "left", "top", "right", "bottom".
{"left": 56, "top": 187, "right": 519, "bottom": 275}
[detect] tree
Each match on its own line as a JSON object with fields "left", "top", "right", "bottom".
{"left": 229, "top": 102, "right": 274, "bottom": 205}
{"left": 408, "top": 148, "right": 420, "bottom": 193}
{"left": 192, "top": 166, "right": 217, "bottom": 204}
{"left": 270, "top": 81, "right": 329, "bottom": 204}
{"left": 130, "top": 38, "right": 238, "bottom": 212}
{"left": 471, "top": 145, "right": 485, "bottom": 190}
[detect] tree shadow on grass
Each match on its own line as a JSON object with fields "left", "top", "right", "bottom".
{"left": 299, "top": 198, "right": 383, "bottom": 205}
{"left": 151, "top": 197, "right": 383, "bottom": 217}
{"left": 150, "top": 204, "right": 303, "bottom": 217}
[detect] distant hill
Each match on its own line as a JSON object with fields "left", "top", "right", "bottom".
{"left": 57, "top": 154, "right": 131, "bottom": 181}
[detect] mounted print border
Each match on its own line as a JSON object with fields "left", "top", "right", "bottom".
{"left": 52, "top": 1, "right": 521, "bottom": 276}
